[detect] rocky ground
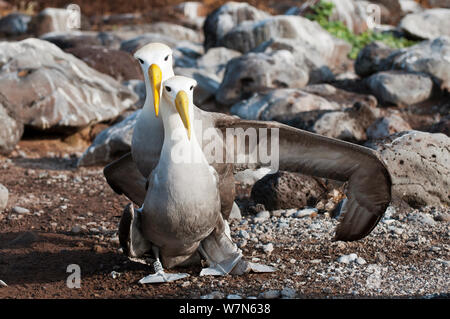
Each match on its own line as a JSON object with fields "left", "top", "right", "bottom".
{"left": 0, "top": 139, "right": 448, "bottom": 298}
{"left": 0, "top": 0, "right": 449, "bottom": 299}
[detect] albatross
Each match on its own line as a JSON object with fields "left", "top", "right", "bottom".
{"left": 106, "top": 43, "right": 392, "bottom": 259}
{"left": 137, "top": 76, "right": 270, "bottom": 283}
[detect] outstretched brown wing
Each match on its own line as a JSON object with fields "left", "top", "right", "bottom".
{"left": 213, "top": 116, "right": 392, "bottom": 241}
{"left": 103, "top": 152, "right": 148, "bottom": 207}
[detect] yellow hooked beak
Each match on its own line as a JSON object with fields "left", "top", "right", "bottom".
{"left": 175, "top": 90, "right": 191, "bottom": 140}
{"left": 148, "top": 64, "right": 162, "bottom": 117}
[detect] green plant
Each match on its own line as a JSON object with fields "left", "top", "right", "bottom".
{"left": 306, "top": 0, "right": 417, "bottom": 59}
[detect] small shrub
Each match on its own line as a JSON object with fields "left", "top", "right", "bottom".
{"left": 306, "top": 1, "right": 417, "bottom": 59}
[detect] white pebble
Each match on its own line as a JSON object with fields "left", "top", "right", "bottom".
{"left": 263, "top": 243, "right": 274, "bottom": 254}
{"left": 12, "top": 206, "right": 30, "bottom": 214}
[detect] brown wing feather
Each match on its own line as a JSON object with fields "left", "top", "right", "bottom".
{"left": 103, "top": 152, "right": 147, "bottom": 207}
{"left": 213, "top": 116, "right": 392, "bottom": 241}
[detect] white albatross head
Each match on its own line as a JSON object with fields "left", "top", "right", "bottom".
{"left": 161, "top": 76, "right": 198, "bottom": 140}
{"left": 134, "top": 42, "right": 175, "bottom": 117}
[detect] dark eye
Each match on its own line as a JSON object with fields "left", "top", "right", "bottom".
{"left": 190, "top": 85, "right": 194, "bottom": 91}
{"left": 165, "top": 86, "right": 171, "bottom": 92}
{"left": 138, "top": 58, "right": 144, "bottom": 64}
{"left": 164, "top": 55, "right": 169, "bottom": 61}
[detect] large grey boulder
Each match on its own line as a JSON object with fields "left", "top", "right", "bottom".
{"left": 230, "top": 84, "right": 377, "bottom": 131}
{"left": 220, "top": 15, "right": 351, "bottom": 69}
{"left": 196, "top": 47, "right": 241, "bottom": 79}
{"left": 250, "top": 171, "right": 328, "bottom": 210}
{"left": 203, "top": 2, "right": 270, "bottom": 50}
{"left": 254, "top": 38, "right": 335, "bottom": 83}
{"left": 41, "top": 31, "right": 123, "bottom": 50}
{"left": 0, "top": 13, "right": 31, "bottom": 36}
{"left": 230, "top": 88, "right": 340, "bottom": 122}
{"left": 366, "top": 71, "right": 434, "bottom": 106}
{"left": 389, "top": 37, "right": 450, "bottom": 91}
{"left": 356, "top": 37, "right": 450, "bottom": 91}
{"left": 216, "top": 50, "right": 309, "bottom": 105}
{"left": 0, "top": 38, "right": 137, "bottom": 132}
{"left": 355, "top": 41, "right": 395, "bottom": 77}
{"left": 400, "top": 9, "right": 450, "bottom": 40}
{"left": 174, "top": 67, "right": 222, "bottom": 105}
{"left": 313, "top": 104, "right": 380, "bottom": 142}
{"left": 368, "top": 131, "right": 450, "bottom": 207}
{"left": 65, "top": 46, "right": 143, "bottom": 81}
{"left": 0, "top": 101, "right": 23, "bottom": 155}
{"left": 77, "top": 110, "right": 139, "bottom": 166}
{"left": 366, "top": 114, "right": 412, "bottom": 140}
{"left": 119, "top": 33, "right": 179, "bottom": 53}
{"left": 115, "top": 22, "right": 203, "bottom": 43}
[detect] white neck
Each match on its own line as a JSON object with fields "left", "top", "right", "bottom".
{"left": 159, "top": 97, "right": 205, "bottom": 165}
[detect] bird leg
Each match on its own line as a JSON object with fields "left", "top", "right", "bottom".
{"left": 139, "top": 246, "right": 190, "bottom": 284}
{"left": 199, "top": 220, "right": 277, "bottom": 276}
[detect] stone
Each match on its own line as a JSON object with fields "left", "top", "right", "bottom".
{"left": 256, "top": 211, "right": 271, "bottom": 220}
{"left": 239, "top": 230, "right": 250, "bottom": 239}
{"left": 30, "top": 7, "right": 88, "bottom": 36}
{"left": 408, "top": 212, "right": 437, "bottom": 226}
{"left": 65, "top": 46, "right": 143, "bottom": 81}
{"left": 196, "top": 46, "right": 241, "bottom": 79}
{"left": 251, "top": 171, "right": 328, "bottom": 210}
{"left": 12, "top": 206, "right": 30, "bottom": 214}
{"left": 234, "top": 167, "right": 272, "bottom": 185}
{"left": 338, "top": 253, "right": 358, "bottom": 264}
{"left": 358, "top": 37, "right": 450, "bottom": 91}
{"left": 201, "top": 291, "right": 225, "bottom": 299}
{"left": 313, "top": 103, "right": 380, "bottom": 142}
{"left": 355, "top": 41, "right": 395, "bottom": 77}
{"left": 366, "top": 71, "right": 434, "bottom": 106}
{"left": 174, "top": 67, "right": 221, "bottom": 105}
{"left": 263, "top": 243, "right": 274, "bottom": 254}
{"left": 216, "top": 50, "right": 309, "bottom": 105}
{"left": 400, "top": 9, "right": 450, "bottom": 40}
{"left": 229, "top": 202, "right": 242, "bottom": 221}
{"left": 77, "top": 110, "right": 138, "bottom": 166}
{"left": 71, "top": 225, "right": 81, "bottom": 234}
{"left": 0, "top": 13, "right": 31, "bottom": 36}
{"left": 221, "top": 15, "right": 351, "bottom": 69}
{"left": 0, "top": 280, "right": 7, "bottom": 287}
{"left": 41, "top": 31, "right": 122, "bottom": 50}
{"left": 356, "top": 257, "right": 367, "bottom": 265}
{"left": 429, "top": 116, "right": 450, "bottom": 136}
{"left": 254, "top": 38, "right": 335, "bottom": 83}
{"left": 281, "top": 287, "right": 296, "bottom": 298}
{"left": 231, "top": 85, "right": 377, "bottom": 131}
{"left": 175, "top": 1, "right": 207, "bottom": 30}
{"left": 0, "top": 38, "right": 137, "bottom": 132}
{"left": 203, "top": 2, "right": 270, "bottom": 51}
{"left": 115, "top": 22, "right": 203, "bottom": 43}
{"left": 0, "top": 101, "right": 23, "bottom": 155}
{"left": 294, "top": 208, "right": 318, "bottom": 218}
{"left": 0, "top": 184, "right": 8, "bottom": 211}
{"left": 226, "top": 294, "right": 243, "bottom": 299}
{"left": 259, "top": 289, "right": 281, "bottom": 299}
{"left": 368, "top": 131, "right": 450, "bottom": 207}
{"left": 120, "top": 33, "right": 179, "bottom": 53}
{"left": 434, "top": 213, "right": 450, "bottom": 222}
{"left": 230, "top": 88, "right": 339, "bottom": 122}
{"left": 366, "top": 114, "right": 412, "bottom": 140}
